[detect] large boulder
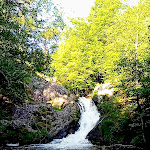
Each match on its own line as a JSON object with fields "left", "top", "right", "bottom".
{"left": 94, "top": 83, "right": 113, "bottom": 97}
{"left": 31, "top": 77, "right": 69, "bottom": 103}
{"left": 86, "top": 124, "right": 105, "bottom": 146}
{"left": 32, "top": 78, "right": 77, "bottom": 109}
{"left": 42, "top": 83, "right": 68, "bottom": 101}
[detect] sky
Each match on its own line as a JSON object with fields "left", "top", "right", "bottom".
{"left": 35, "top": 0, "right": 140, "bottom": 51}
{"left": 54, "top": 0, "right": 95, "bottom": 25}
{"left": 54, "top": 0, "right": 140, "bottom": 25}
{"left": 126, "top": 0, "right": 140, "bottom": 7}
{"left": 55, "top": 0, "right": 95, "bottom": 18}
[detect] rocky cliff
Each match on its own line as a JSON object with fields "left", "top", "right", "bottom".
{"left": 0, "top": 78, "right": 80, "bottom": 146}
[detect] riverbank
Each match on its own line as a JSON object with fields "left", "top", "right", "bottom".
{"left": 0, "top": 80, "right": 80, "bottom": 146}
{"left": 0, "top": 144, "right": 143, "bottom": 150}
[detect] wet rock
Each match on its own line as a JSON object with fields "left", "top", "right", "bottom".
{"left": 48, "top": 102, "right": 80, "bottom": 137}
{"left": 98, "top": 144, "right": 143, "bottom": 150}
{"left": 52, "top": 129, "right": 67, "bottom": 139}
{"left": 86, "top": 122, "right": 105, "bottom": 146}
{"left": 92, "top": 96, "right": 102, "bottom": 105}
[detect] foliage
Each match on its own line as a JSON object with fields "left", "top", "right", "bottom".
{"left": 53, "top": 106, "right": 62, "bottom": 111}
{"left": 0, "top": 0, "right": 62, "bottom": 103}
{"left": 52, "top": 0, "right": 122, "bottom": 94}
{"left": 92, "top": 91, "right": 98, "bottom": 99}
{"left": 52, "top": 0, "right": 149, "bottom": 94}
{"left": 26, "top": 49, "right": 54, "bottom": 76}
{"left": 51, "top": 1, "right": 150, "bottom": 147}
{"left": 97, "top": 95, "right": 131, "bottom": 144}
{"left": 97, "top": 85, "right": 150, "bottom": 147}
{"left": 73, "top": 110, "right": 80, "bottom": 123}
{"left": 0, "top": 0, "right": 150, "bottom": 148}
{"left": 0, "top": 0, "right": 32, "bottom": 103}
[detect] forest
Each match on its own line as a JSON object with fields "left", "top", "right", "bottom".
{"left": 0, "top": 0, "right": 150, "bottom": 149}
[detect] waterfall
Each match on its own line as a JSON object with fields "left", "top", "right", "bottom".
{"left": 34, "top": 97, "right": 100, "bottom": 150}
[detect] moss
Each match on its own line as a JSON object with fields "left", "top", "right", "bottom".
{"left": 38, "top": 122, "right": 46, "bottom": 128}
{"left": 53, "top": 106, "right": 62, "bottom": 111}
{"left": 46, "top": 121, "right": 51, "bottom": 126}
{"left": 73, "top": 110, "right": 80, "bottom": 123}
{"left": 22, "top": 132, "right": 37, "bottom": 144}
{"left": 103, "top": 119, "right": 113, "bottom": 140}
{"left": 92, "top": 91, "right": 98, "bottom": 99}
{"left": 16, "top": 125, "right": 49, "bottom": 145}
{"left": 17, "top": 127, "right": 41, "bottom": 145}
{"left": 31, "top": 123, "right": 37, "bottom": 130}
{"left": 73, "top": 114, "right": 77, "bottom": 122}
{"left": 130, "top": 135, "right": 144, "bottom": 146}
{"left": 0, "top": 106, "right": 12, "bottom": 120}
{"left": 102, "top": 95, "right": 109, "bottom": 101}
{"left": 40, "top": 129, "right": 47, "bottom": 136}
{"left": 41, "top": 107, "right": 47, "bottom": 112}
{"left": 42, "top": 111, "right": 51, "bottom": 115}
{"left": 18, "top": 126, "right": 28, "bottom": 133}
{"left": 0, "top": 124, "right": 7, "bottom": 133}
{"left": 28, "top": 97, "right": 34, "bottom": 102}
{"left": 7, "top": 130, "right": 16, "bottom": 136}
{"left": 0, "top": 133, "right": 8, "bottom": 139}
{"left": 98, "top": 124, "right": 102, "bottom": 131}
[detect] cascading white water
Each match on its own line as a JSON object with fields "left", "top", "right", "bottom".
{"left": 39, "top": 97, "right": 100, "bottom": 150}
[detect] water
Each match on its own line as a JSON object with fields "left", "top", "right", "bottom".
{"left": 32, "top": 97, "right": 100, "bottom": 150}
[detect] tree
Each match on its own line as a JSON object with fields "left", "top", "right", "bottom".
{"left": 113, "top": 0, "right": 150, "bottom": 146}
{"left": 0, "top": 0, "right": 33, "bottom": 103}
{"left": 52, "top": 0, "right": 122, "bottom": 94}
{"left": 0, "top": 0, "right": 63, "bottom": 103}
{"left": 27, "top": 0, "right": 64, "bottom": 76}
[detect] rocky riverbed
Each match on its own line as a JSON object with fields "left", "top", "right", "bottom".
{"left": 0, "top": 79, "right": 145, "bottom": 150}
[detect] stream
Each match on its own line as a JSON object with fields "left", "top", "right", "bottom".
{"left": 27, "top": 97, "right": 100, "bottom": 150}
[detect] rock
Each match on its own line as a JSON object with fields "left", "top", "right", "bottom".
{"left": 92, "top": 96, "right": 102, "bottom": 105}
{"left": 86, "top": 121, "right": 105, "bottom": 146}
{"left": 0, "top": 99, "right": 80, "bottom": 145}
{"left": 52, "top": 129, "right": 67, "bottom": 139}
{"left": 99, "top": 144, "right": 143, "bottom": 150}
{"left": 51, "top": 97, "right": 67, "bottom": 109}
{"left": 48, "top": 102, "right": 80, "bottom": 137}
{"left": 11, "top": 104, "right": 38, "bottom": 128}
{"left": 33, "top": 89, "right": 43, "bottom": 101}
{"left": 33, "top": 81, "right": 69, "bottom": 103}
{"left": 94, "top": 83, "right": 114, "bottom": 97}
{"left": 0, "top": 78, "right": 80, "bottom": 146}
{"left": 0, "top": 120, "right": 10, "bottom": 126}
{"left": 46, "top": 115, "right": 52, "bottom": 120}
{"left": 41, "top": 116, "right": 46, "bottom": 121}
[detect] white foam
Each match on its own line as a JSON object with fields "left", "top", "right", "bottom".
{"left": 40, "top": 97, "right": 100, "bottom": 150}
